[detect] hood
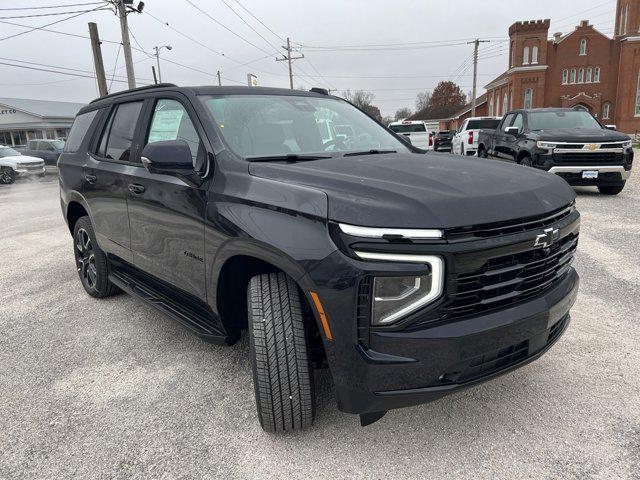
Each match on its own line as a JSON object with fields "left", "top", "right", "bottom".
{"left": 249, "top": 153, "right": 575, "bottom": 229}
{"left": 2, "top": 154, "right": 43, "bottom": 164}
{"left": 532, "top": 128, "right": 630, "bottom": 142}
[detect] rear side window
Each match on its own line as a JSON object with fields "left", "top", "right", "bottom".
{"left": 501, "top": 114, "right": 516, "bottom": 131}
{"left": 97, "top": 101, "right": 143, "bottom": 162}
{"left": 467, "top": 119, "right": 501, "bottom": 130}
{"left": 64, "top": 110, "right": 98, "bottom": 153}
{"left": 389, "top": 124, "right": 426, "bottom": 133}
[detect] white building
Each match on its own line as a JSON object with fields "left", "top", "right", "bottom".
{"left": 0, "top": 97, "right": 85, "bottom": 146}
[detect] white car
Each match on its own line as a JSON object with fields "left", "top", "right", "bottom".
{"left": 388, "top": 120, "right": 433, "bottom": 150}
{"left": 452, "top": 117, "right": 502, "bottom": 156}
{"left": 0, "top": 145, "right": 46, "bottom": 184}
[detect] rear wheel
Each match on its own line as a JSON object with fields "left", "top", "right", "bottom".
{"left": 1, "top": 168, "right": 15, "bottom": 184}
{"left": 73, "top": 216, "right": 120, "bottom": 298}
{"left": 248, "top": 272, "right": 315, "bottom": 433}
{"left": 460, "top": 143, "right": 465, "bottom": 155}
{"left": 597, "top": 182, "right": 625, "bottom": 195}
{"left": 478, "top": 147, "right": 488, "bottom": 158}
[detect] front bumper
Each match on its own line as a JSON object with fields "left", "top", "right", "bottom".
{"left": 534, "top": 149, "right": 633, "bottom": 185}
{"left": 333, "top": 268, "right": 578, "bottom": 414}
{"left": 15, "top": 165, "right": 46, "bottom": 176}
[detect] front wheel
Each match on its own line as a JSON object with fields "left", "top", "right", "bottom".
{"left": 519, "top": 156, "right": 533, "bottom": 167}
{"left": 597, "top": 182, "right": 625, "bottom": 195}
{"left": 248, "top": 272, "right": 315, "bottom": 433}
{"left": 1, "top": 168, "right": 15, "bottom": 184}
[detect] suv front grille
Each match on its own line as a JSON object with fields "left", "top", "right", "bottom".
{"left": 447, "top": 232, "right": 578, "bottom": 317}
{"left": 445, "top": 204, "right": 574, "bottom": 241}
{"left": 554, "top": 152, "right": 622, "bottom": 165}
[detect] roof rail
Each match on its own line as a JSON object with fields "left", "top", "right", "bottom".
{"left": 310, "top": 87, "right": 329, "bottom": 95}
{"left": 90, "top": 83, "right": 178, "bottom": 104}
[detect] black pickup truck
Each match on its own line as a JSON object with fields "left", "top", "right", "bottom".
{"left": 16, "top": 139, "right": 65, "bottom": 166}
{"left": 59, "top": 84, "right": 580, "bottom": 432}
{"left": 477, "top": 108, "right": 633, "bottom": 195}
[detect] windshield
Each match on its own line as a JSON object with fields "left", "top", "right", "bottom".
{"left": 0, "top": 147, "right": 20, "bottom": 158}
{"left": 200, "top": 94, "right": 410, "bottom": 158}
{"left": 528, "top": 111, "right": 602, "bottom": 130}
{"left": 389, "top": 123, "right": 426, "bottom": 133}
{"left": 467, "top": 119, "right": 501, "bottom": 130}
{"left": 51, "top": 140, "right": 65, "bottom": 150}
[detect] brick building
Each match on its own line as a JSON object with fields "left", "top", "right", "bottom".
{"left": 485, "top": 0, "right": 640, "bottom": 134}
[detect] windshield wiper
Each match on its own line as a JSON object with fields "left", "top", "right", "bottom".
{"left": 343, "top": 149, "right": 397, "bottom": 157}
{"left": 247, "top": 153, "right": 332, "bottom": 162}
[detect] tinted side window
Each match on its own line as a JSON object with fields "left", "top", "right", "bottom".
{"left": 39, "top": 141, "right": 54, "bottom": 151}
{"left": 64, "top": 110, "right": 98, "bottom": 153}
{"left": 501, "top": 114, "right": 516, "bottom": 131}
{"left": 97, "top": 101, "right": 144, "bottom": 162}
{"left": 146, "top": 99, "right": 203, "bottom": 167}
{"left": 512, "top": 114, "right": 524, "bottom": 133}
{"left": 28, "top": 140, "right": 38, "bottom": 149}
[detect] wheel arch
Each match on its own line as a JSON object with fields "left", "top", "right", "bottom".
{"left": 66, "top": 200, "right": 89, "bottom": 235}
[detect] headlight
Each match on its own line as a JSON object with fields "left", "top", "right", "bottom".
{"left": 622, "top": 140, "right": 633, "bottom": 149}
{"left": 355, "top": 252, "right": 444, "bottom": 325}
{"left": 536, "top": 141, "right": 556, "bottom": 150}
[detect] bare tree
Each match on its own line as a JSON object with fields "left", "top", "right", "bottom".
{"left": 394, "top": 107, "right": 412, "bottom": 121}
{"left": 415, "top": 91, "right": 431, "bottom": 112}
{"left": 341, "top": 90, "right": 382, "bottom": 122}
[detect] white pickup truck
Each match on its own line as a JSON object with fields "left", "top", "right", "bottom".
{"left": 452, "top": 117, "right": 502, "bottom": 156}
{"left": 388, "top": 120, "right": 433, "bottom": 150}
{"left": 0, "top": 145, "right": 46, "bottom": 184}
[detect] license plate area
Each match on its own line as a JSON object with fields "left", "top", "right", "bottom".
{"left": 582, "top": 170, "right": 599, "bottom": 179}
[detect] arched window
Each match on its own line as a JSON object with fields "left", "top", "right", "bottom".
{"left": 523, "top": 46, "right": 530, "bottom": 64}
{"left": 524, "top": 88, "right": 533, "bottom": 109}
{"left": 579, "top": 39, "right": 587, "bottom": 55}
{"left": 488, "top": 95, "right": 494, "bottom": 116}
{"left": 578, "top": 68, "right": 585, "bottom": 83}
{"left": 586, "top": 67, "right": 593, "bottom": 83}
{"left": 603, "top": 102, "right": 611, "bottom": 119}
{"left": 503, "top": 93, "right": 508, "bottom": 114}
{"left": 594, "top": 67, "right": 601, "bottom": 82}
{"left": 562, "top": 69, "right": 569, "bottom": 84}
{"left": 619, "top": 4, "right": 629, "bottom": 35}
{"left": 495, "top": 94, "right": 500, "bottom": 116}
{"left": 532, "top": 46, "right": 539, "bottom": 64}
{"left": 510, "top": 41, "right": 515, "bottom": 67}
{"left": 570, "top": 68, "right": 577, "bottom": 83}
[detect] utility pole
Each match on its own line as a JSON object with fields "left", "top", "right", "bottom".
{"left": 151, "top": 65, "right": 158, "bottom": 84}
{"left": 276, "top": 37, "right": 304, "bottom": 89}
{"left": 153, "top": 45, "right": 172, "bottom": 83}
{"left": 88, "top": 22, "right": 108, "bottom": 97}
{"left": 467, "top": 38, "right": 490, "bottom": 116}
{"left": 217, "top": 70, "right": 222, "bottom": 86}
{"left": 115, "top": 0, "right": 137, "bottom": 89}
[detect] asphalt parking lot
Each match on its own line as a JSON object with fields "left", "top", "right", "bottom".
{"left": 1, "top": 166, "right": 639, "bottom": 479}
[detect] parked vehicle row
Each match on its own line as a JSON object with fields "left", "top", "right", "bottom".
{"left": 60, "top": 84, "right": 580, "bottom": 432}
{"left": 388, "top": 120, "right": 433, "bottom": 150}
{"left": 477, "top": 108, "right": 633, "bottom": 194}
{"left": 0, "top": 145, "right": 46, "bottom": 184}
{"left": 452, "top": 117, "right": 502, "bottom": 156}
{"left": 16, "top": 139, "right": 65, "bottom": 166}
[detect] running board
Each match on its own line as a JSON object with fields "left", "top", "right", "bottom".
{"left": 109, "top": 268, "right": 235, "bottom": 345}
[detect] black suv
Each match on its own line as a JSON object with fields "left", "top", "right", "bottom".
{"left": 478, "top": 108, "right": 633, "bottom": 195}
{"left": 59, "top": 84, "right": 580, "bottom": 432}
{"left": 433, "top": 130, "right": 454, "bottom": 152}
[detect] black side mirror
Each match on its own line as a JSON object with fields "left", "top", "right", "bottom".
{"left": 141, "top": 140, "right": 193, "bottom": 175}
{"left": 505, "top": 126, "right": 520, "bottom": 136}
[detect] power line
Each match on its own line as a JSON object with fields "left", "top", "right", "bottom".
{"left": 232, "top": 0, "right": 284, "bottom": 42}
{"left": 0, "top": 2, "right": 106, "bottom": 11}
{"left": 218, "top": 0, "right": 282, "bottom": 55}
{"left": 296, "top": 36, "right": 508, "bottom": 50}
{"left": 0, "top": 4, "right": 107, "bottom": 42}
{"left": 0, "top": 60, "right": 148, "bottom": 85}
{"left": 184, "top": 0, "right": 277, "bottom": 57}
{"left": 0, "top": 8, "right": 109, "bottom": 20}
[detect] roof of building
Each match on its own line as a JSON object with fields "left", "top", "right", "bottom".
{"left": 0, "top": 97, "right": 86, "bottom": 119}
{"left": 484, "top": 71, "right": 509, "bottom": 89}
{"left": 451, "top": 93, "right": 488, "bottom": 119}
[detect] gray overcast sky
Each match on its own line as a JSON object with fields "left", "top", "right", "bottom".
{"left": 0, "top": 0, "right": 617, "bottom": 116}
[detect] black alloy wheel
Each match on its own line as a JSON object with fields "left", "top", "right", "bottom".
{"left": 75, "top": 227, "right": 98, "bottom": 292}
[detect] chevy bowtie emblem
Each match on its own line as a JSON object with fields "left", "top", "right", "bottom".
{"left": 584, "top": 143, "right": 599, "bottom": 151}
{"left": 534, "top": 227, "right": 560, "bottom": 248}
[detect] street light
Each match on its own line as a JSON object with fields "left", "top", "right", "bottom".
{"left": 153, "top": 45, "right": 172, "bottom": 83}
